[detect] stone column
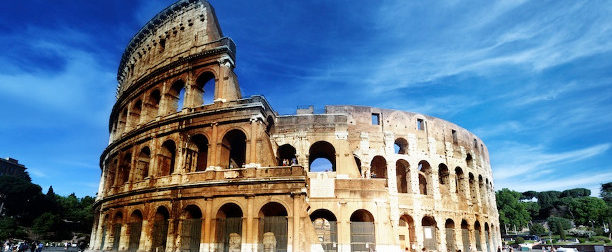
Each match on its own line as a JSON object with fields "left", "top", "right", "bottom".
{"left": 203, "top": 199, "right": 213, "bottom": 252}
{"left": 292, "top": 195, "right": 300, "bottom": 252}
{"left": 138, "top": 219, "right": 149, "bottom": 252}
{"left": 120, "top": 222, "right": 129, "bottom": 251}
{"left": 245, "top": 196, "right": 254, "bottom": 252}
{"left": 248, "top": 117, "right": 257, "bottom": 166}
{"left": 166, "top": 218, "right": 177, "bottom": 252}
{"left": 209, "top": 122, "right": 218, "bottom": 170}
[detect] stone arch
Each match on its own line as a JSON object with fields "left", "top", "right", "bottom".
{"left": 146, "top": 89, "right": 161, "bottom": 121}
{"left": 474, "top": 220, "right": 482, "bottom": 251}
{"left": 418, "top": 160, "right": 432, "bottom": 195}
{"left": 158, "top": 140, "right": 176, "bottom": 176}
{"left": 455, "top": 167, "right": 466, "bottom": 198}
{"left": 195, "top": 71, "right": 216, "bottom": 105}
{"left": 461, "top": 219, "right": 470, "bottom": 252}
{"left": 133, "top": 147, "right": 150, "bottom": 181}
{"left": 128, "top": 210, "right": 143, "bottom": 252}
{"left": 421, "top": 216, "right": 438, "bottom": 251}
{"left": 277, "top": 144, "right": 297, "bottom": 166}
{"left": 308, "top": 141, "right": 336, "bottom": 172}
{"left": 394, "top": 137, "right": 409, "bottom": 154}
{"left": 220, "top": 129, "right": 247, "bottom": 169}
{"left": 118, "top": 108, "right": 128, "bottom": 135}
{"left": 438, "top": 163, "right": 450, "bottom": 196}
{"left": 167, "top": 79, "right": 186, "bottom": 113}
{"left": 186, "top": 134, "right": 208, "bottom": 172}
{"left": 180, "top": 205, "right": 203, "bottom": 252}
{"left": 310, "top": 209, "right": 338, "bottom": 251}
{"left": 265, "top": 116, "right": 275, "bottom": 135}
{"left": 469, "top": 173, "right": 477, "bottom": 201}
{"left": 466, "top": 153, "right": 473, "bottom": 168}
{"left": 350, "top": 209, "right": 376, "bottom": 251}
{"left": 396, "top": 159, "right": 410, "bottom": 193}
{"left": 118, "top": 151, "right": 132, "bottom": 185}
{"left": 353, "top": 154, "right": 362, "bottom": 176}
{"left": 399, "top": 214, "right": 416, "bottom": 251}
{"left": 258, "top": 202, "right": 288, "bottom": 252}
{"left": 151, "top": 206, "right": 170, "bottom": 252}
{"left": 105, "top": 158, "right": 118, "bottom": 191}
{"left": 370, "top": 155, "right": 387, "bottom": 180}
{"left": 130, "top": 99, "right": 143, "bottom": 128}
{"left": 214, "top": 203, "right": 243, "bottom": 252}
{"left": 445, "top": 219, "right": 456, "bottom": 252}
{"left": 111, "top": 211, "right": 124, "bottom": 251}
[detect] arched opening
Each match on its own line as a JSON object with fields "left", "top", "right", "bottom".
{"left": 461, "top": 220, "right": 470, "bottom": 252}
{"left": 310, "top": 209, "right": 338, "bottom": 252}
{"left": 466, "top": 154, "right": 473, "bottom": 168}
{"left": 118, "top": 109, "right": 128, "bottom": 134}
{"left": 350, "top": 209, "right": 375, "bottom": 251}
{"left": 469, "top": 173, "right": 477, "bottom": 202}
{"left": 112, "top": 212, "right": 123, "bottom": 251}
{"left": 180, "top": 205, "right": 202, "bottom": 252}
{"left": 396, "top": 159, "right": 410, "bottom": 193}
{"left": 266, "top": 116, "right": 275, "bottom": 135}
{"left": 479, "top": 175, "right": 486, "bottom": 207}
{"left": 438, "top": 164, "right": 450, "bottom": 196}
{"left": 309, "top": 141, "right": 336, "bottom": 172}
{"left": 455, "top": 167, "right": 465, "bottom": 198}
{"left": 258, "top": 202, "right": 288, "bottom": 252}
{"left": 484, "top": 223, "right": 491, "bottom": 252}
{"left": 215, "top": 203, "right": 243, "bottom": 252}
{"left": 130, "top": 100, "right": 142, "bottom": 128}
{"left": 277, "top": 144, "right": 297, "bottom": 166}
{"left": 399, "top": 215, "right": 416, "bottom": 251}
{"left": 196, "top": 72, "right": 215, "bottom": 105}
{"left": 221, "top": 129, "right": 247, "bottom": 169}
{"left": 152, "top": 207, "right": 170, "bottom": 252}
{"left": 474, "top": 221, "right": 482, "bottom": 251}
{"left": 118, "top": 152, "right": 132, "bottom": 185}
{"left": 370, "top": 155, "right": 387, "bottom": 181}
{"left": 168, "top": 80, "right": 186, "bottom": 112}
{"left": 422, "top": 216, "right": 437, "bottom": 251}
{"left": 354, "top": 155, "right": 362, "bottom": 176}
{"left": 147, "top": 89, "right": 161, "bottom": 121}
{"left": 105, "top": 158, "right": 118, "bottom": 191}
{"left": 394, "top": 138, "right": 409, "bottom": 154}
{"left": 159, "top": 140, "right": 176, "bottom": 176}
{"left": 134, "top": 147, "right": 150, "bottom": 181}
{"left": 186, "top": 134, "right": 208, "bottom": 172}
{"left": 100, "top": 214, "right": 109, "bottom": 250}
{"left": 445, "top": 219, "right": 456, "bottom": 252}
{"left": 128, "top": 210, "right": 143, "bottom": 252}
{"left": 418, "top": 161, "right": 432, "bottom": 195}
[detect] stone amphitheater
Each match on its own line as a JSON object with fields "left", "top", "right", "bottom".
{"left": 89, "top": 0, "right": 502, "bottom": 251}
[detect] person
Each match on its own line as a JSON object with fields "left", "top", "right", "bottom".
{"left": 77, "top": 241, "right": 86, "bottom": 252}
{"left": 36, "top": 243, "right": 42, "bottom": 252}
{"left": 29, "top": 242, "right": 35, "bottom": 252}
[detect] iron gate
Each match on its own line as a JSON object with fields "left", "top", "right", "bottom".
{"left": 215, "top": 217, "right": 242, "bottom": 252}
{"left": 112, "top": 224, "right": 121, "bottom": 251}
{"left": 350, "top": 222, "right": 375, "bottom": 252}
{"left": 475, "top": 230, "right": 482, "bottom": 251}
{"left": 128, "top": 222, "right": 142, "bottom": 252}
{"left": 423, "top": 226, "right": 437, "bottom": 251}
{"left": 259, "top": 216, "right": 288, "bottom": 252}
{"left": 445, "top": 228, "right": 455, "bottom": 252}
{"left": 181, "top": 219, "right": 202, "bottom": 252}
{"left": 462, "top": 229, "right": 470, "bottom": 252}
{"left": 152, "top": 220, "right": 169, "bottom": 252}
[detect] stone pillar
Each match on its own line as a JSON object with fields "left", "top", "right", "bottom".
{"left": 414, "top": 214, "right": 424, "bottom": 250}
{"left": 120, "top": 223, "right": 129, "bottom": 251}
{"left": 245, "top": 196, "right": 254, "bottom": 252}
{"left": 437, "top": 219, "right": 446, "bottom": 252}
{"left": 248, "top": 117, "right": 257, "bottom": 166}
{"left": 209, "top": 122, "right": 218, "bottom": 170}
{"left": 166, "top": 218, "right": 177, "bottom": 252}
{"left": 337, "top": 202, "right": 350, "bottom": 252}
{"left": 292, "top": 195, "right": 300, "bottom": 252}
{"left": 203, "top": 199, "right": 213, "bottom": 252}
{"left": 449, "top": 173, "right": 457, "bottom": 202}
{"left": 138, "top": 220, "right": 149, "bottom": 252}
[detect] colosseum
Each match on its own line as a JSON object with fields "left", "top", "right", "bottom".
{"left": 89, "top": 1, "right": 502, "bottom": 252}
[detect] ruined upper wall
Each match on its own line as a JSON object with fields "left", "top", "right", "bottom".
{"left": 116, "top": 0, "right": 230, "bottom": 97}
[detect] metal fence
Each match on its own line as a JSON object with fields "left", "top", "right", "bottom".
{"left": 350, "top": 222, "right": 375, "bottom": 252}
{"left": 152, "top": 220, "right": 169, "bottom": 252}
{"left": 462, "top": 229, "right": 470, "bottom": 252}
{"left": 446, "top": 228, "right": 456, "bottom": 252}
{"left": 215, "top": 217, "right": 242, "bottom": 252}
{"left": 180, "top": 219, "right": 202, "bottom": 252}
{"left": 128, "top": 222, "right": 142, "bottom": 252}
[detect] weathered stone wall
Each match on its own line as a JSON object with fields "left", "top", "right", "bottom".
{"left": 90, "top": 1, "right": 502, "bottom": 252}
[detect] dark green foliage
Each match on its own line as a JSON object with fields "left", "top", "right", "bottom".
{"left": 514, "top": 237, "right": 525, "bottom": 245}
{"left": 496, "top": 188, "right": 531, "bottom": 232}
{"left": 563, "top": 197, "right": 608, "bottom": 226}
{"left": 602, "top": 182, "right": 612, "bottom": 206}
{"left": 529, "top": 223, "right": 546, "bottom": 236}
{"left": 0, "top": 217, "right": 27, "bottom": 240}
{"left": 561, "top": 188, "right": 591, "bottom": 198}
{"left": 521, "top": 191, "right": 538, "bottom": 200}
{"left": 523, "top": 202, "right": 541, "bottom": 220}
{"left": 547, "top": 216, "right": 572, "bottom": 235}
{"left": 537, "top": 191, "right": 562, "bottom": 219}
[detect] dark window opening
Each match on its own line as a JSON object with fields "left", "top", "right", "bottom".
{"left": 308, "top": 141, "right": 336, "bottom": 172}
{"left": 371, "top": 113, "right": 380, "bottom": 125}
{"left": 452, "top": 130, "right": 458, "bottom": 144}
{"left": 221, "top": 130, "right": 247, "bottom": 169}
{"left": 186, "top": 134, "right": 208, "bottom": 172}
{"left": 417, "top": 119, "right": 424, "bottom": 130}
{"left": 159, "top": 140, "right": 176, "bottom": 176}
{"left": 277, "top": 144, "right": 297, "bottom": 166}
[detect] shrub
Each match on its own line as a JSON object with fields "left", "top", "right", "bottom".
{"left": 514, "top": 237, "right": 525, "bottom": 245}
{"left": 604, "top": 238, "right": 611, "bottom": 243}
{"left": 530, "top": 223, "right": 547, "bottom": 236}
{"left": 578, "top": 238, "right": 586, "bottom": 243}
{"left": 567, "top": 228, "right": 596, "bottom": 238}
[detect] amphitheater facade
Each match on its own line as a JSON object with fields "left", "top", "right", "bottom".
{"left": 89, "top": 1, "right": 502, "bottom": 251}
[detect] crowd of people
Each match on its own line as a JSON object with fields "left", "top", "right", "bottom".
{"left": 1, "top": 241, "right": 87, "bottom": 252}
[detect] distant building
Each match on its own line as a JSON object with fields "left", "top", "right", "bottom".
{"left": 0, "top": 157, "right": 27, "bottom": 177}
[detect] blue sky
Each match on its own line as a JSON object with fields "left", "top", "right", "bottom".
{"left": 1, "top": 0, "right": 611, "bottom": 197}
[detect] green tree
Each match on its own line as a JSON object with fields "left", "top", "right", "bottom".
{"left": 0, "top": 175, "right": 47, "bottom": 225}
{"left": 602, "top": 182, "right": 612, "bottom": 206}
{"left": 547, "top": 216, "right": 572, "bottom": 235}
{"left": 537, "top": 191, "right": 561, "bottom": 219}
{"left": 523, "top": 202, "right": 541, "bottom": 220}
{"left": 561, "top": 188, "right": 591, "bottom": 198}
{"left": 521, "top": 191, "right": 538, "bottom": 200}
{"left": 496, "top": 188, "right": 531, "bottom": 233}
{"left": 529, "top": 223, "right": 546, "bottom": 236}
{"left": 565, "top": 196, "right": 607, "bottom": 226}
{"left": 32, "top": 212, "right": 60, "bottom": 240}
{"left": 0, "top": 217, "right": 27, "bottom": 240}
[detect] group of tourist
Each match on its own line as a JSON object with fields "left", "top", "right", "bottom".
{"left": 2, "top": 241, "right": 43, "bottom": 252}
{"left": 280, "top": 157, "right": 298, "bottom": 166}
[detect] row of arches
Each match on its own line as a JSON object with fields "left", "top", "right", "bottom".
{"left": 98, "top": 202, "right": 289, "bottom": 252}
{"left": 112, "top": 72, "right": 216, "bottom": 139}
{"left": 104, "top": 129, "right": 247, "bottom": 191}
{"left": 310, "top": 208, "right": 498, "bottom": 252}
{"left": 393, "top": 137, "right": 481, "bottom": 169}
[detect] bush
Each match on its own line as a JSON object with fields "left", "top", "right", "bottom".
{"left": 578, "top": 238, "right": 586, "bottom": 243}
{"left": 547, "top": 216, "right": 572, "bottom": 234}
{"left": 604, "top": 238, "right": 611, "bottom": 243}
{"left": 530, "top": 223, "right": 547, "bottom": 236}
{"left": 567, "top": 228, "right": 596, "bottom": 238}
{"left": 514, "top": 237, "right": 525, "bottom": 245}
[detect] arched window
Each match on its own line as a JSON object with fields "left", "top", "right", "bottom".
{"left": 258, "top": 202, "right": 288, "bottom": 252}
{"left": 485, "top": 223, "right": 491, "bottom": 252}
{"left": 399, "top": 215, "right": 416, "bottom": 251}
{"left": 167, "top": 80, "right": 186, "bottom": 113}
{"left": 221, "top": 129, "right": 247, "bottom": 169}
{"left": 455, "top": 167, "right": 465, "bottom": 198}
{"left": 350, "top": 209, "right": 375, "bottom": 251}
{"left": 466, "top": 153, "right": 473, "bottom": 168}
{"left": 438, "top": 164, "right": 450, "bottom": 195}
{"left": 111, "top": 212, "right": 123, "bottom": 251}
{"left": 215, "top": 203, "right": 243, "bottom": 251}
{"left": 277, "top": 144, "right": 297, "bottom": 166}
{"left": 146, "top": 89, "right": 161, "bottom": 121}
{"left": 445, "top": 219, "right": 456, "bottom": 252}
{"left": 134, "top": 147, "right": 150, "bottom": 181}
{"left": 370, "top": 156, "right": 387, "bottom": 180}
{"left": 354, "top": 155, "right": 362, "bottom": 176}
{"left": 118, "top": 108, "right": 128, "bottom": 134}
{"left": 308, "top": 141, "right": 336, "bottom": 172}
{"left": 475, "top": 221, "right": 482, "bottom": 251}
{"left": 396, "top": 159, "right": 410, "bottom": 193}
{"left": 180, "top": 205, "right": 202, "bottom": 252}
{"left": 310, "top": 209, "right": 337, "bottom": 251}
{"left": 128, "top": 100, "right": 142, "bottom": 129}
{"left": 105, "top": 158, "right": 118, "bottom": 191}
{"left": 186, "top": 134, "right": 208, "bottom": 172}
{"left": 479, "top": 175, "right": 486, "bottom": 207}
{"left": 159, "top": 140, "right": 176, "bottom": 176}
{"left": 118, "top": 152, "right": 132, "bottom": 185}
{"left": 422, "top": 216, "right": 437, "bottom": 251}
{"left": 394, "top": 138, "right": 409, "bottom": 154}
{"left": 461, "top": 220, "right": 470, "bottom": 252}
{"left": 128, "top": 210, "right": 143, "bottom": 252}
{"left": 196, "top": 72, "right": 215, "bottom": 105}
{"left": 152, "top": 207, "right": 170, "bottom": 252}
{"left": 418, "top": 161, "right": 432, "bottom": 195}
